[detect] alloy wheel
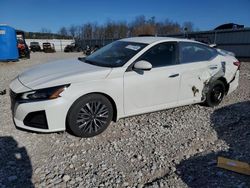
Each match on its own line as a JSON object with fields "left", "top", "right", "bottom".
{"left": 76, "top": 101, "right": 109, "bottom": 134}
{"left": 211, "top": 85, "right": 224, "bottom": 104}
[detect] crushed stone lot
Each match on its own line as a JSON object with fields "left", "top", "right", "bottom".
{"left": 0, "top": 52, "right": 249, "bottom": 188}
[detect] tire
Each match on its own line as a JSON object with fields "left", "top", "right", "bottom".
{"left": 26, "top": 52, "right": 30, "bottom": 59}
{"left": 77, "top": 48, "right": 83, "bottom": 52}
{"left": 67, "top": 94, "right": 113, "bottom": 138}
{"left": 204, "top": 80, "right": 225, "bottom": 107}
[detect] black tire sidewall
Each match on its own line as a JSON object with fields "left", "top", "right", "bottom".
{"left": 67, "top": 94, "right": 113, "bottom": 138}
{"left": 205, "top": 80, "right": 225, "bottom": 107}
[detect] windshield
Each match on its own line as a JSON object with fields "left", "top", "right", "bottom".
{"left": 80, "top": 41, "right": 147, "bottom": 67}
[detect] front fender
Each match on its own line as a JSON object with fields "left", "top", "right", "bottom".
{"left": 61, "top": 78, "right": 124, "bottom": 121}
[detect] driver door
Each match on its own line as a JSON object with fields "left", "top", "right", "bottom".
{"left": 123, "top": 42, "right": 180, "bottom": 116}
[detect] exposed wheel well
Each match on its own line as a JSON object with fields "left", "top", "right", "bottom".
{"left": 217, "top": 77, "right": 229, "bottom": 94}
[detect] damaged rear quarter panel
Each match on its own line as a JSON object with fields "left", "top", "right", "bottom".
{"left": 201, "top": 60, "right": 227, "bottom": 101}
{"left": 200, "top": 55, "right": 238, "bottom": 101}
{"left": 178, "top": 55, "right": 228, "bottom": 104}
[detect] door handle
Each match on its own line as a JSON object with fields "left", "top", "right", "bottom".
{"left": 169, "top": 73, "right": 179, "bottom": 78}
{"left": 209, "top": 66, "right": 218, "bottom": 70}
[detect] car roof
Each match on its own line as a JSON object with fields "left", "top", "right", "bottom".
{"left": 119, "top": 36, "right": 200, "bottom": 44}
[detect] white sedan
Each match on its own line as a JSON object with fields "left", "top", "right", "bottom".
{"left": 9, "top": 37, "right": 240, "bottom": 137}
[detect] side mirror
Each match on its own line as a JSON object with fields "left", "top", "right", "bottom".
{"left": 133, "top": 60, "right": 152, "bottom": 71}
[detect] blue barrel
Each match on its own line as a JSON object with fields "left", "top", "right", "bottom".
{"left": 0, "top": 25, "right": 18, "bottom": 61}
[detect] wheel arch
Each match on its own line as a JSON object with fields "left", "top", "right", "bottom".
{"left": 217, "top": 77, "right": 229, "bottom": 94}
{"left": 94, "top": 92, "right": 118, "bottom": 122}
{"left": 66, "top": 92, "right": 118, "bottom": 123}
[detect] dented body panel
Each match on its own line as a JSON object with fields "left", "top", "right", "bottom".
{"left": 177, "top": 55, "right": 221, "bottom": 104}
{"left": 178, "top": 50, "right": 239, "bottom": 105}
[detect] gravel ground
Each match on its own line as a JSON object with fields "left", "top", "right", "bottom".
{"left": 0, "top": 52, "right": 249, "bottom": 188}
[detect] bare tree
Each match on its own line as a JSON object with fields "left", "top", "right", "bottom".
{"left": 58, "top": 27, "right": 68, "bottom": 37}
{"left": 156, "top": 19, "right": 181, "bottom": 35}
{"left": 40, "top": 27, "right": 51, "bottom": 33}
{"left": 131, "top": 15, "right": 146, "bottom": 27}
{"left": 117, "top": 21, "right": 128, "bottom": 38}
{"left": 96, "top": 26, "right": 105, "bottom": 40}
{"left": 182, "top": 21, "right": 194, "bottom": 32}
{"left": 91, "top": 23, "right": 100, "bottom": 39}
{"left": 130, "top": 15, "right": 157, "bottom": 36}
{"left": 82, "top": 23, "right": 93, "bottom": 39}
{"left": 75, "top": 25, "right": 83, "bottom": 40}
{"left": 104, "top": 21, "right": 115, "bottom": 39}
{"left": 68, "top": 25, "right": 78, "bottom": 38}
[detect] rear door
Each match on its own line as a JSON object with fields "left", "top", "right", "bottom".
{"left": 177, "top": 42, "right": 220, "bottom": 104}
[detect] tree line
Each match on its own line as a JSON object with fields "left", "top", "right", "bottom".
{"left": 25, "top": 16, "right": 195, "bottom": 40}
{"left": 58, "top": 16, "right": 195, "bottom": 40}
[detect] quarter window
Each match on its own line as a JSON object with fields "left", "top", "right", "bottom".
{"left": 180, "top": 42, "right": 217, "bottom": 63}
{"left": 137, "top": 42, "right": 177, "bottom": 68}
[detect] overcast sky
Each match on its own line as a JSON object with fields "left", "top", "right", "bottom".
{"left": 1, "top": 0, "right": 250, "bottom": 32}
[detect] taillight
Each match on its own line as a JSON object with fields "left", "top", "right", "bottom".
{"left": 233, "top": 61, "right": 241, "bottom": 70}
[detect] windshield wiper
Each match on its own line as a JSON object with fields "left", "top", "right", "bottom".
{"left": 78, "top": 57, "right": 97, "bottom": 65}
{"left": 78, "top": 57, "right": 114, "bottom": 67}
{"left": 78, "top": 57, "right": 92, "bottom": 63}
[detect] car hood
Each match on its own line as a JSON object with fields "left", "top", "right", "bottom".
{"left": 18, "top": 58, "right": 112, "bottom": 90}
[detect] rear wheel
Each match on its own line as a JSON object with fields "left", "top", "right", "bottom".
{"left": 204, "top": 80, "right": 225, "bottom": 107}
{"left": 67, "top": 94, "right": 113, "bottom": 137}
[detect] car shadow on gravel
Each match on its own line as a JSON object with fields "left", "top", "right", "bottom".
{"left": 0, "top": 136, "right": 34, "bottom": 188}
{"left": 176, "top": 101, "right": 250, "bottom": 188}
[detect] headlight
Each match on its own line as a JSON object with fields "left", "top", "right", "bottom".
{"left": 21, "top": 84, "right": 70, "bottom": 100}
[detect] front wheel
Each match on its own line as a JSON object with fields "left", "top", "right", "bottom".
{"left": 204, "top": 80, "right": 225, "bottom": 107}
{"left": 67, "top": 94, "right": 113, "bottom": 138}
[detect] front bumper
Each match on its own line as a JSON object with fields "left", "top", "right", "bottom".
{"left": 10, "top": 90, "right": 69, "bottom": 133}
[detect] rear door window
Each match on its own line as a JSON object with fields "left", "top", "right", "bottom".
{"left": 179, "top": 42, "right": 217, "bottom": 64}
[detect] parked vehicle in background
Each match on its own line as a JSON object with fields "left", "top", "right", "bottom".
{"left": 17, "top": 38, "right": 30, "bottom": 59}
{"left": 30, "top": 42, "right": 41, "bottom": 52}
{"left": 9, "top": 37, "right": 240, "bottom": 138}
{"left": 214, "top": 23, "right": 244, "bottom": 30}
{"left": 83, "top": 45, "right": 91, "bottom": 56}
{"left": 43, "top": 42, "right": 55, "bottom": 53}
{"left": 83, "top": 45, "right": 100, "bottom": 56}
{"left": 64, "top": 43, "right": 82, "bottom": 52}
{"left": 16, "top": 30, "right": 30, "bottom": 59}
